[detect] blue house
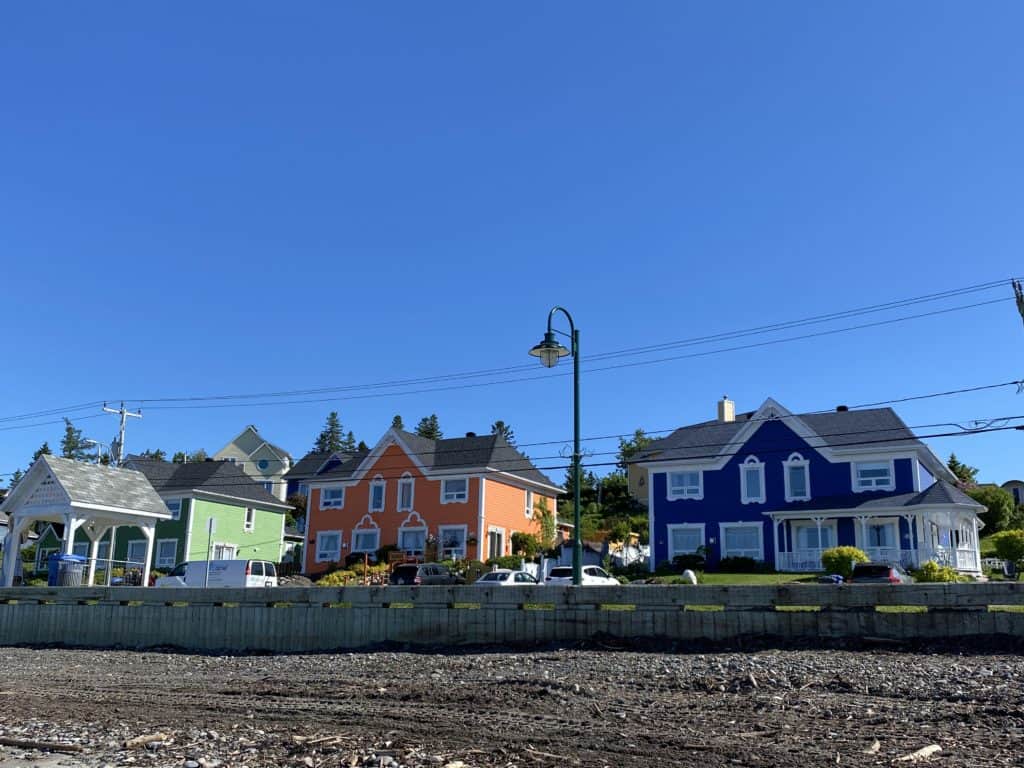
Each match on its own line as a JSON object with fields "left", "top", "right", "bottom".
{"left": 630, "top": 397, "right": 985, "bottom": 575}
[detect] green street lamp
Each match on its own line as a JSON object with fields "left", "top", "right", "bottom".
{"left": 529, "top": 307, "right": 582, "bottom": 586}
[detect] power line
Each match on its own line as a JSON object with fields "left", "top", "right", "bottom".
{"left": 3, "top": 414, "right": 1018, "bottom": 485}
{"left": 129, "top": 296, "right": 1014, "bottom": 412}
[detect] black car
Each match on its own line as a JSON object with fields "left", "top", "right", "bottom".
{"left": 389, "top": 563, "right": 465, "bottom": 586}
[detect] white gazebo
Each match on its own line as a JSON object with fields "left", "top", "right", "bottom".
{"left": 0, "top": 455, "right": 171, "bottom": 587}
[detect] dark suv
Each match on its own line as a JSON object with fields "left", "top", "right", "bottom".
{"left": 389, "top": 563, "right": 464, "bottom": 586}
{"left": 849, "top": 563, "right": 913, "bottom": 584}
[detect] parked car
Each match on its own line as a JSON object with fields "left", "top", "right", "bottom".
{"left": 389, "top": 563, "right": 464, "bottom": 586}
{"left": 473, "top": 569, "right": 540, "bottom": 586}
{"left": 154, "top": 560, "right": 278, "bottom": 588}
{"left": 545, "top": 565, "right": 620, "bottom": 586}
{"left": 848, "top": 563, "right": 913, "bottom": 584}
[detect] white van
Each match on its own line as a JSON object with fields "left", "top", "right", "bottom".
{"left": 154, "top": 560, "right": 278, "bottom": 588}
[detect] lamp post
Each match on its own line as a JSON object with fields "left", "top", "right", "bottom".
{"left": 529, "top": 307, "right": 582, "bottom": 586}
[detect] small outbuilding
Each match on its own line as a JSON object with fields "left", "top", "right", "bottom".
{"left": 0, "top": 455, "right": 171, "bottom": 587}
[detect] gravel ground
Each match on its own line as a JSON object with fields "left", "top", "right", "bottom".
{"left": 1, "top": 645, "right": 1023, "bottom": 768}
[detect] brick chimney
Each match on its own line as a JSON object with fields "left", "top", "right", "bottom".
{"left": 717, "top": 396, "right": 735, "bottom": 423}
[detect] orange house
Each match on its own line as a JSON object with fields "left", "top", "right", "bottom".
{"left": 302, "top": 429, "right": 562, "bottom": 574}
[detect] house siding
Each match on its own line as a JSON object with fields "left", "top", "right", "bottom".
{"left": 304, "top": 443, "right": 555, "bottom": 574}
{"left": 186, "top": 498, "right": 283, "bottom": 562}
{"left": 650, "top": 419, "right": 919, "bottom": 569}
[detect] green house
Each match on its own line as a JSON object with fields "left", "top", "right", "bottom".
{"left": 34, "top": 457, "right": 293, "bottom": 574}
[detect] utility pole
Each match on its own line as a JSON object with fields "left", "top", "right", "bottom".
{"left": 103, "top": 402, "right": 142, "bottom": 466}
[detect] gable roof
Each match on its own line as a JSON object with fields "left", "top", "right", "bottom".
{"left": 632, "top": 399, "right": 952, "bottom": 481}
{"left": 285, "top": 451, "right": 346, "bottom": 481}
{"left": 308, "top": 429, "right": 560, "bottom": 491}
{"left": 1, "top": 455, "right": 170, "bottom": 517}
{"left": 774, "top": 479, "right": 984, "bottom": 515}
{"left": 124, "top": 457, "right": 290, "bottom": 509}
{"left": 215, "top": 425, "right": 293, "bottom": 462}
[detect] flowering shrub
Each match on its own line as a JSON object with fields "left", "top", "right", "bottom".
{"left": 820, "top": 546, "right": 869, "bottom": 579}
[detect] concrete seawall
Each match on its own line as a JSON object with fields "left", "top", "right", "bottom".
{"left": 1, "top": 583, "right": 1022, "bottom": 652}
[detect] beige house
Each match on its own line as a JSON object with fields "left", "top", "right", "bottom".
{"left": 213, "top": 426, "right": 293, "bottom": 502}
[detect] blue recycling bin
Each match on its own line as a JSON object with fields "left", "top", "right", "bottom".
{"left": 47, "top": 553, "right": 87, "bottom": 587}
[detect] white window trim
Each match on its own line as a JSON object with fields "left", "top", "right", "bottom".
{"left": 438, "top": 524, "right": 468, "bottom": 559}
{"left": 320, "top": 486, "right": 345, "bottom": 510}
{"left": 155, "top": 538, "right": 178, "bottom": 569}
{"left": 719, "top": 522, "right": 765, "bottom": 560}
{"left": 72, "top": 541, "right": 90, "bottom": 558}
{"left": 369, "top": 475, "right": 386, "bottom": 513}
{"left": 852, "top": 459, "right": 896, "bottom": 493}
{"left": 783, "top": 453, "right": 811, "bottom": 502}
{"left": 211, "top": 542, "right": 238, "bottom": 561}
{"left": 97, "top": 541, "right": 110, "bottom": 562}
{"left": 666, "top": 523, "right": 705, "bottom": 559}
{"left": 165, "top": 497, "right": 182, "bottom": 520}
{"left": 125, "top": 539, "right": 148, "bottom": 567}
{"left": 855, "top": 516, "right": 901, "bottom": 549}
{"left": 524, "top": 489, "right": 534, "bottom": 519}
{"left": 486, "top": 525, "right": 506, "bottom": 559}
{"left": 315, "top": 530, "right": 342, "bottom": 563}
{"left": 397, "top": 525, "right": 428, "bottom": 554}
{"left": 351, "top": 528, "right": 381, "bottom": 554}
{"left": 667, "top": 470, "right": 704, "bottom": 501}
{"left": 790, "top": 520, "right": 837, "bottom": 550}
{"left": 398, "top": 473, "right": 415, "bottom": 513}
{"left": 441, "top": 476, "right": 469, "bottom": 504}
{"left": 243, "top": 507, "right": 255, "bottom": 532}
{"left": 739, "top": 456, "right": 766, "bottom": 505}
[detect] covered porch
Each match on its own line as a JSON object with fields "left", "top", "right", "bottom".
{"left": 770, "top": 486, "right": 984, "bottom": 575}
{"left": 0, "top": 455, "right": 171, "bottom": 587}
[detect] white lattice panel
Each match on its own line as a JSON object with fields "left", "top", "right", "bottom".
{"left": 24, "top": 475, "right": 67, "bottom": 507}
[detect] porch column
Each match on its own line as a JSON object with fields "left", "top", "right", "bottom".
{"left": 903, "top": 514, "right": 918, "bottom": 568}
{"left": 856, "top": 515, "right": 869, "bottom": 552}
{"left": 972, "top": 517, "right": 981, "bottom": 572}
{"left": 84, "top": 526, "right": 110, "bottom": 587}
{"left": 771, "top": 516, "right": 781, "bottom": 571}
{"left": 106, "top": 526, "right": 117, "bottom": 586}
{"left": 1, "top": 517, "right": 35, "bottom": 587}
{"left": 140, "top": 525, "right": 155, "bottom": 587}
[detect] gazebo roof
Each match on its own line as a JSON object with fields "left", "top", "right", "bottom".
{"left": 0, "top": 455, "right": 170, "bottom": 518}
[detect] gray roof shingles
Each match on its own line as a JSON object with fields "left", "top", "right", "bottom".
{"left": 634, "top": 407, "right": 921, "bottom": 464}
{"left": 307, "top": 430, "right": 558, "bottom": 488}
{"left": 125, "top": 457, "right": 287, "bottom": 508}
{"left": 38, "top": 455, "right": 170, "bottom": 517}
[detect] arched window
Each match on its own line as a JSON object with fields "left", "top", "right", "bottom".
{"left": 739, "top": 456, "right": 765, "bottom": 504}
{"left": 783, "top": 453, "right": 811, "bottom": 502}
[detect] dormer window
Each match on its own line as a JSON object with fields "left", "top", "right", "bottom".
{"left": 740, "top": 456, "right": 765, "bottom": 504}
{"left": 853, "top": 461, "right": 894, "bottom": 492}
{"left": 783, "top": 453, "right": 810, "bottom": 502}
{"left": 668, "top": 471, "right": 703, "bottom": 500}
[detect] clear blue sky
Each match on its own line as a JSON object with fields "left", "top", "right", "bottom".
{"left": 2, "top": 2, "right": 1023, "bottom": 485}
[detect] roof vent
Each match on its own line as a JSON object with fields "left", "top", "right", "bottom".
{"left": 836, "top": 405, "right": 849, "bottom": 412}
{"left": 465, "top": 431, "right": 477, "bottom": 438}
{"left": 717, "top": 396, "right": 735, "bottom": 423}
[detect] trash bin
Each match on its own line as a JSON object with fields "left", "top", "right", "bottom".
{"left": 47, "top": 554, "right": 87, "bottom": 587}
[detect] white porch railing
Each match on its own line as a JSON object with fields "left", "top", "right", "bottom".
{"left": 775, "top": 550, "right": 825, "bottom": 572}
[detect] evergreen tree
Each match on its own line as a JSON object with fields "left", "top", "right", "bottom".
{"left": 139, "top": 448, "right": 167, "bottom": 461}
{"left": 61, "top": 418, "right": 91, "bottom": 462}
{"left": 188, "top": 448, "right": 209, "bottom": 463}
{"left": 415, "top": 414, "right": 443, "bottom": 440}
{"left": 172, "top": 451, "right": 186, "bottom": 464}
{"left": 616, "top": 428, "right": 652, "bottom": 471}
{"left": 341, "top": 430, "right": 357, "bottom": 453}
{"left": 357, "top": 440, "right": 369, "bottom": 452}
{"left": 32, "top": 442, "right": 52, "bottom": 463}
{"left": 491, "top": 420, "right": 515, "bottom": 444}
{"left": 314, "top": 412, "right": 345, "bottom": 453}
{"left": 8, "top": 469, "right": 24, "bottom": 491}
{"left": 947, "top": 453, "right": 979, "bottom": 486}
{"left": 390, "top": 414, "right": 405, "bottom": 430}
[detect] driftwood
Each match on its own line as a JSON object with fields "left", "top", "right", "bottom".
{"left": 123, "top": 732, "right": 169, "bottom": 749}
{"left": 0, "top": 736, "right": 86, "bottom": 754}
{"left": 895, "top": 744, "right": 942, "bottom": 762}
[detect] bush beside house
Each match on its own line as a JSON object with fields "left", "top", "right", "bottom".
{"left": 821, "top": 546, "right": 869, "bottom": 579}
